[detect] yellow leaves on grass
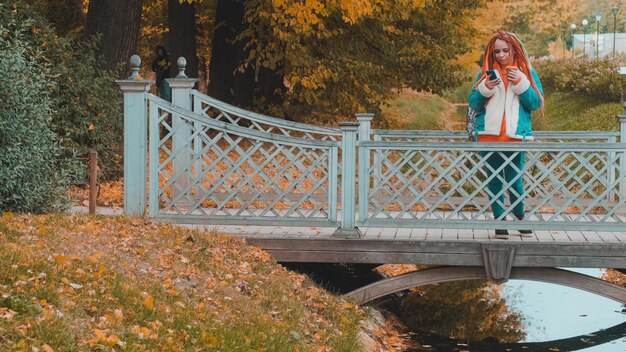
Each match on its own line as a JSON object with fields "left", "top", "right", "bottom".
{"left": 200, "top": 331, "right": 218, "bottom": 347}
{"left": 143, "top": 293, "right": 155, "bottom": 310}
{"left": 53, "top": 255, "right": 68, "bottom": 265}
{"left": 131, "top": 324, "right": 158, "bottom": 340}
{"left": 89, "top": 329, "right": 124, "bottom": 348}
{"left": 0, "top": 214, "right": 368, "bottom": 350}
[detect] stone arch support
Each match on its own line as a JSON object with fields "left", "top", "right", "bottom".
{"left": 343, "top": 266, "right": 626, "bottom": 305}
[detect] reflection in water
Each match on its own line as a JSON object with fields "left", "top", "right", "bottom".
{"left": 399, "top": 280, "right": 525, "bottom": 344}
{"left": 401, "top": 269, "right": 626, "bottom": 351}
{"left": 282, "top": 264, "right": 626, "bottom": 351}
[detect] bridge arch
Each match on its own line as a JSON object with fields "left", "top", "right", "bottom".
{"left": 343, "top": 266, "right": 626, "bottom": 305}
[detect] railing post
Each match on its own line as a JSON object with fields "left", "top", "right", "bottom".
{"left": 166, "top": 57, "right": 197, "bottom": 203}
{"left": 334, "top": 122, "right": 362, "bottom": 239}
{"left": 116, "top": 55, "right": 153, "bottom": 216}
{"left": 617, "top": 111, "right": 626, "bottom": 198}
{"left": 608, "top": 135, "right": 617, "bottom": 202}
{"left": 356, "top": 113, "right": 374, "bottom": 223}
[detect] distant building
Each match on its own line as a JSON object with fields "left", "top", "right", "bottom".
{"left": 572, "top": 33, "right": 626, "bottom": 58}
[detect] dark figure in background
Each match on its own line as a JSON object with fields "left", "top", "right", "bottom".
{"left": 151, "top": 46, "right": 172, "bottom": 102}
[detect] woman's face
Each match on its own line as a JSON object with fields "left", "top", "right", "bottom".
{"left": 493, "top": 39, "right": 514, "bottom": 66}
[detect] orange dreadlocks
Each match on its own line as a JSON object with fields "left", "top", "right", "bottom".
{"left": 479, "top": 30, "right": 544, "bottom": 107}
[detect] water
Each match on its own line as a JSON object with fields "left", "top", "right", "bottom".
{"left": 282, "top": 264, "right": 626, "bottom": 351}
{"left": 502, "top": 268, "right": 626, "bottom": 351}
{"left": 403, "top": 268, "right": 626, "bottom": 351}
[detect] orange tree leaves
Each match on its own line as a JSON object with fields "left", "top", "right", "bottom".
{"left": 237, "top": 0, "right": 482, "bottom": 124}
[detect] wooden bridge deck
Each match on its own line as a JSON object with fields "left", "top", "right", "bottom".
{"left": 189, "top": 222, "right": 626, "bottom": 269}
{"left": 212, "top": 225, "right": 625, "bottom": 243}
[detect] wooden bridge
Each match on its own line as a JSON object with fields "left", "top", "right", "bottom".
{"left": 117, "top": 56, "right": 626, "bottom": 306}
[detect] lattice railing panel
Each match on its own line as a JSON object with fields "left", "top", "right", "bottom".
{"left": 192, "top": 91, "right": 341, "bottom": 141}
{"left": 360, "top": 142, "right": 626, "bottom": 230}
{"left": 148, "top": 97, "right": 339, "bottom": 225}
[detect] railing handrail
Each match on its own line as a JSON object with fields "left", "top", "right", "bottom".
{"left": 191, "top": 90, "right": 342, "bottom": 136}
{"left": 372, "top": 129, "right": 620, "bottom": 139}
{"left": 148, "top": 94, "right": 340, "bottom": 148}
{"left": 358, "top": 140, "right": 626, "bottom": 151}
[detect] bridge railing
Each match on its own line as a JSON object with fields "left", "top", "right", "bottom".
{"left": 118, "top": 55, "right": 626, "bottom": 235}
{"left": 355, "top": 141, "right": 626, "bottom": 231}
{"left": 372, "top": 129, "right": 620, "bottom": 142}
{"left": 368, "top": 128, "right": 621, "bottom": 204}
{"left": 347, "top": 116, "right": 626, "bottom": 233}
{"left": 191, "top": 90, "right": 342, "bottom": 141}
{"left": 147, "top": 94, "right": 341, "bottom": 226}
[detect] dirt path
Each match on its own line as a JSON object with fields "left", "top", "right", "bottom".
{"left": 438, "top": 102, "right": 468, "bottom": 130}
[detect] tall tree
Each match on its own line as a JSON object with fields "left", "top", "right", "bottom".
{"left": 85, "top": 0, "right": 143, "bottom": 75}
{"left": 207, "top": 0, "right": 255, "bottom": 108}
{"left": 237, "top": 0, "right": 483, "bottom": 123}
{"left": 168, "top": 0, "right": 199, "bottom": 78}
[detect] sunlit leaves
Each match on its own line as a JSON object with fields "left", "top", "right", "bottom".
{"left": 0, "top": 214, "right": 365, "bottom": 350}
{"left": 238, "top": 0, "right": 482, "bottom": 123}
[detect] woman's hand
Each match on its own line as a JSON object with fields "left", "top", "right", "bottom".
{"left": 507, "top": 68, "right": 525, "bottom": 83}
{"left": 485, "top": 77, "right": 500, "bottom": 90}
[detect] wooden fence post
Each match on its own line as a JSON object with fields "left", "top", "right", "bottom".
{"left": 89, "top": 151, "right": 98, "bottom": 214}
{"left": 116, "top": 55, "right": 153, "bottom": 216}
{"left": 334, "top": 122, "right": 361, "bottom": 239}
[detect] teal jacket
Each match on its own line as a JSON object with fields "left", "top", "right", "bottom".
{"left": 468, "top": 68, "right": 543, "bottom": 141}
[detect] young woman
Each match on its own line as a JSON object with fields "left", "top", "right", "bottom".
{"left": 468, "top": 31, "right": 544, "bottom": 239}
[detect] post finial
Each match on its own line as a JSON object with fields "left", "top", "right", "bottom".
{"left": 129, "top": 55, "right": 142, "bottom": 80}
{"left": 176, "top": 57, "right": 187, "bottom": 78}
{"left": 354, "top": 113, "right": 375, "bottom": 122}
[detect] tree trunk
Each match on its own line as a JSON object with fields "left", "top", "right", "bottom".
{"left": 207, "top": 0, "right": 254, "bottom": 107}
{"left": 257, "top": 65, "right": 285, "bottom": 110}
{"left": 45, "top": 0, "right": 86, "bottom": 36}
{"left": 207, "top": 0, "right": 285, "bottom": 113}
{"left": 167, "top": 0, "right": 198, "bottom": 79}
{"left": 85, "top": 0, "right": 142, "bottom": 76}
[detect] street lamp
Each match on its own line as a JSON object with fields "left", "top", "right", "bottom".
{"left": 571, "top": 23, "right": 577, "bottom": 58}
{"left": 583, "top": 19, "right": 589, "bottom": 59}
{"left": 595, "top": 11, "right": 602, "bottom": 58}
{"left": 612, "top": 6, "right": 619, "bottom": 59}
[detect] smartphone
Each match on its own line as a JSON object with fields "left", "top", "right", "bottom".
{"left": 486, "top": 69, "right": 498, "bottom": 80}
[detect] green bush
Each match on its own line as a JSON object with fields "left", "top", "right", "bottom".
{"left": 50, "top": 36, "right": 124, "bottom": 180}
{"left": 1, "top": 1, "right": 123, "bottom": 181}
{"left": 533, "top": 58, "right": 626, "bottom": 102}
{"left": 0, "top": 8, "right": 77, "bottom": 212}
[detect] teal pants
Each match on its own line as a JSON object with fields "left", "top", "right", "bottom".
{"left": 481, "top": 151, "right": 525, "bottom": 219}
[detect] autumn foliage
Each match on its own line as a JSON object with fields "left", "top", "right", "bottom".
{"left": 0, "top": 213, "right": 368, "bottom": 351}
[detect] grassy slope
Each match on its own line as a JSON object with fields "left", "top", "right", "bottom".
{"left": 385, "top": 86, "right": 623, "bottom": 132}
{"left": 382, "top": 90, "right": 465, "bottom": 130}
{"left": 0, "top": 213, "right": 365, "bottom": 351}
{"left": 535, "top": 92, "right": 622, "bottom": 131}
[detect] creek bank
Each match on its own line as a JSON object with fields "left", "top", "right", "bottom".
{"left": 281, "top": 263, "right": 419, "bottom": 351}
